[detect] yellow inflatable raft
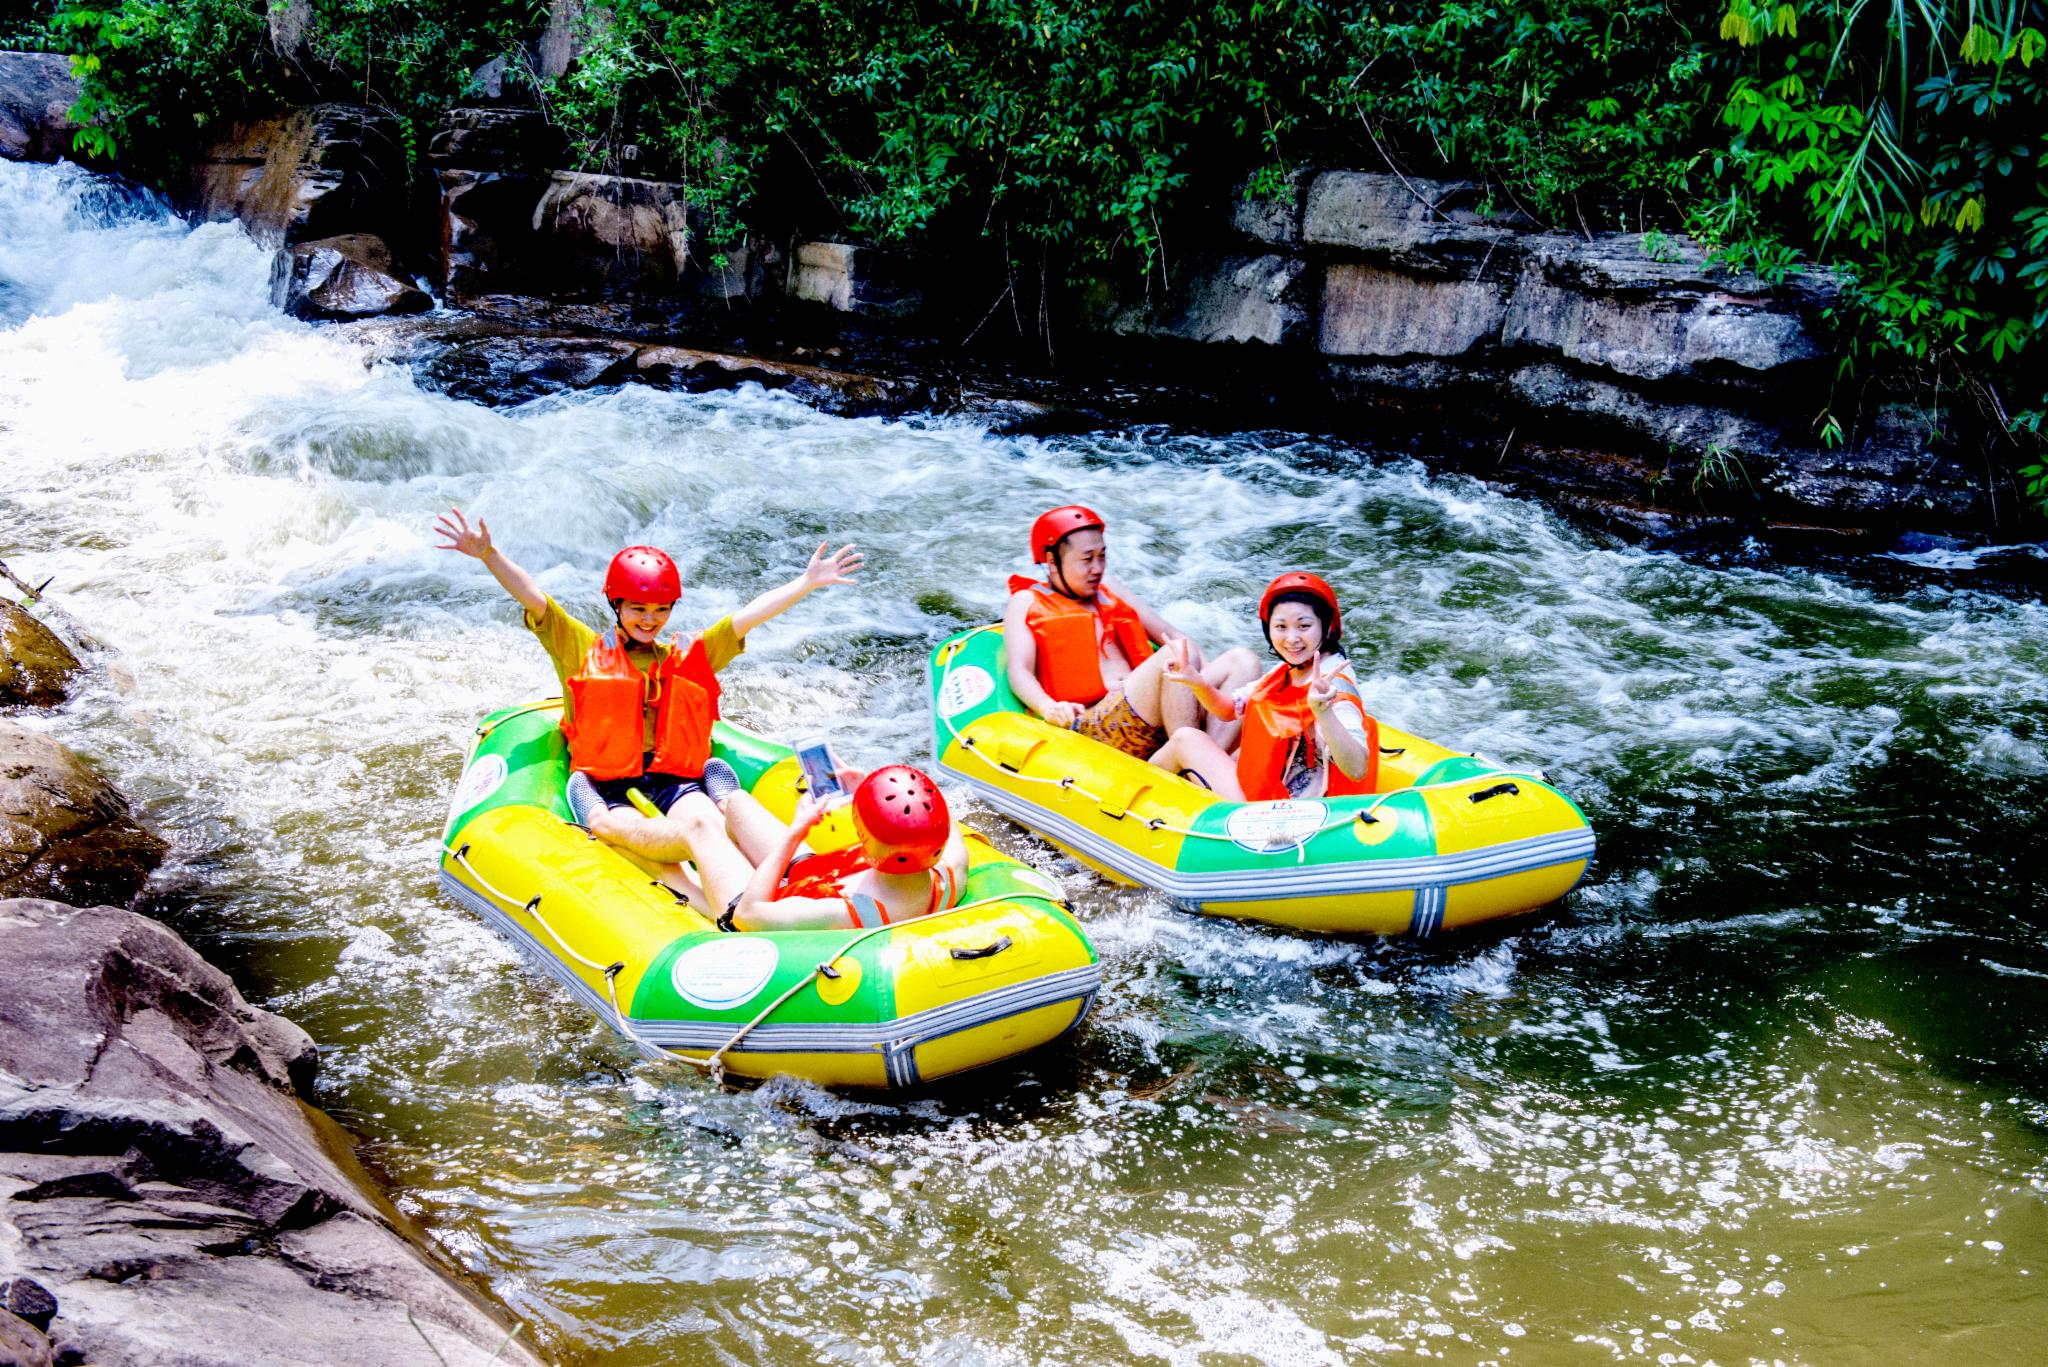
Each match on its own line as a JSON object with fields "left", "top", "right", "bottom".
{"left": 930, "top": 627, "right": 1595, "bottom": 936}
{"left": 440, "top": 700, "right": 1100, "bottom": 1087}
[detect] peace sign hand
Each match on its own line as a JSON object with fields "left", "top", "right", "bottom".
{"left": 1306, "top": 662, "right": 1340, "bottom": 713}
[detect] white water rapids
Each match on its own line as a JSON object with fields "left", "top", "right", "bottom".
{"left": 5, "top": 158, "right": 2046, "bottom": 1364}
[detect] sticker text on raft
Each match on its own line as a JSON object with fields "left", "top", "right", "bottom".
{"left": 450, "top": 753, "right": 508, "bottom": 819}
{"left": 670, "top": 937, "right": 780, "bottom": 1011}
{"left": 1224, "top": 800, "right": 1329, "bottom": 853}
{"left": 938, "top": 664, "right": 995, "bottom": 717}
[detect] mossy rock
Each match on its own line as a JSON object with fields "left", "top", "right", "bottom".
{"left": 0, "top": 600, "right": 80, "bottom": 709}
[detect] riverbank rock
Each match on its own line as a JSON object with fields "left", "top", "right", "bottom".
{"left": 270, "top": 233, "right": 432, "bottom": 320}
{"left": 532, "top": 171, "right": 690, "bottom": 293}
{"left": 182, "top": 104, "right": 408, "bottom": 246}
{"left": 0, "top": 898, "right": 545, "bottom": 1366}
{"left": 0, "top": 721, "right": 163, "bottom": 906}
{"left": 0, "top": 52, "right": 81, "bottom": 164}
{"left": 0, "top": 603, "right": 79, "bottom": 709}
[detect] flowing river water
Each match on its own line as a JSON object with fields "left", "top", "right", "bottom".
{"left": 4, "top": 159, "right": 2046, "bottom": 1364}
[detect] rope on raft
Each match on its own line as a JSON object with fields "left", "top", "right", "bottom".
{"left": 447, "top": 842, "right": 1064, "bottom": 1084}
{"left": 934, "top": 626, "right": 1549, "bottom": 862}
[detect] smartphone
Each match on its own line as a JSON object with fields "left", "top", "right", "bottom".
{"left": 794, "top": 734, "right": 845, "bottom": 801}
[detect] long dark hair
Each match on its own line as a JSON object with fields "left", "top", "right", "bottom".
{"left": 1262, "top": 590, "right": 1344, "bottom": 659}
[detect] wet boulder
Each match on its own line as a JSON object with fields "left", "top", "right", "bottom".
{"left": 531, "top": 170, "right": 691, "bottom": 293}
{"left": 0, "top": 51, "right": 81, "bottom": 164}
{"left": 270, "top": 232, "right": 432, "bottom": 320}
{"left": 182, "top": 104, "right": 408, "bottom": 246}
{"left": 0, "top": 720, "right": 164, "bottom": 906}
{"left": 0, "top": 601, "right": 79, "bottom": 708}
{"left": 0, "top": 898, "right": 544, "bottom": 1366}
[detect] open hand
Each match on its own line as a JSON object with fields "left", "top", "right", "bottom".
{"left": 1043, "top": 700, "right": 1083, "bottom": 728}
{"left": 804, "top": 541, "right": 864, "bottom": 591}
{"left": 434, "top": 507, "right": 494, "bottom": 560}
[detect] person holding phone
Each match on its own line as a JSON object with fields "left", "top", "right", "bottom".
{"left": 1148, "top": 572, "right": 1380, "bottom": 802}
{"left": 715, "top": 766, "right": 970, "bottom": 931}
{"left": 434, "top": 507, "right": 862, "bottom": 896}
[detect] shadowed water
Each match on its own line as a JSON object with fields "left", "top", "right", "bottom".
{"left": 4, "top": 159, "right": 2044, "bottom": 1364}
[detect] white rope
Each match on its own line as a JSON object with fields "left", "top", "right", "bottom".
{"left": 447, "top": 839, "right": 1066, "bottom": 1083}
{"left": 934, "top": 628, "right": 1548, "bottom": 858}
{"left": 447, "top": 844, "right": 707, "bottom": 1070}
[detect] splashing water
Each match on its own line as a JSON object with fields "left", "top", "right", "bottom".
{"left": 5, "top": 159, "right": 2046, "bottom": 1364}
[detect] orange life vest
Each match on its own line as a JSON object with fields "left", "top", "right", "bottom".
{"left": 1236, "top": 661, "right": 1379, "bottom": 803}
{"left": 1006, "top": 575, "right": 1155, "bottom": 706}
{"left": 560, "top": 630, "right": 721, "bottom": 781}
{"left": 775, "top": 845, "right": 958, "bottom": 929}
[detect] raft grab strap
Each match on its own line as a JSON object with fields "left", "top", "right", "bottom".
{"left": 935, "top": 627, "right": 1549, "bottom": 863}
{"left": 447, "top": 840, "right": 1066, "bottom": 1084}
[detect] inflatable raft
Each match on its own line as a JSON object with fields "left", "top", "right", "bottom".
{"left": 439, "top": 701, "right": 1100, "bottom": 1087}
{"left": 930, "top": 626, "right": 1594, "bottom": 937}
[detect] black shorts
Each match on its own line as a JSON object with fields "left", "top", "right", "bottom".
{"left": 589, "top": 770, "right": 708, "bottom": 815}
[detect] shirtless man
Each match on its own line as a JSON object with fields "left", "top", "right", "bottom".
{"left": 1002, "top": 505, "right": 1259, "bottom": 759}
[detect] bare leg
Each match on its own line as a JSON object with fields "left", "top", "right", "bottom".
{"left": 592, "top": 792, "right": 758, "bottom": 909}
{"left": 722, "top": 789, "right": 796, "bottom": 865}
{"left": 1122, "top": 646, "right": 1197, "bottom": 732}
{"left": 1200, "top": 647, "right": 1262, "bottom": 748}
{"left": 1149, "top": 727, "right": 1246, "bottom": 799}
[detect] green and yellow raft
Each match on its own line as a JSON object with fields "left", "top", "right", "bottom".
{"left": 930, "top": 626, "right": 1595, "bottom": 937}
{"left": 439, "top": 701, "right": 1099, "bottom": 1087}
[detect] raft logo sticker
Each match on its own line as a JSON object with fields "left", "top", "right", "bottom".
{"left": 670, "top": 938, "right": 779, "bottom": 1011}
{"left": 938, "top": 665, "right": 995, "bottom": 717}
{"left": 1225, "top": 800, "right": 1329, "bottom": 853}
{"left": 450, "top": 753, "right": 507, "bottom": 816}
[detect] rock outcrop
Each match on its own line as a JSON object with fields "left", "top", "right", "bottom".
{"left": 0, "top": 51, "right": 81, "bottom": 164}
{"left": 270, "top": 232, "right": 432, "bottom": 319}
{"left": 181, "top": 104, "right": 408, "bottom": 247}
{"left": 0, "top": 898, "right": 545, "bottom": 1366}
{"left": 1102, "top": 169, "right": 1979, "bottom": 541}
{"left": 0, "top": 603, "right": 79, "bottom": 709}
{"left": 0, "top": 720, "right": 165, "bottom": 906}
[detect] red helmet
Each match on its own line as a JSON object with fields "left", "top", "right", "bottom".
{"left": 1259, "top": 572, "right": 1342, "bottom": 642}
{"left": 852, "top": 765, "right": 951, "bottom": 873}
{"left": 1030, "top": 505, "right": 1107, "bottom": 564}
{"left": 603, "top": 545, "right": 681, "bottom": 604}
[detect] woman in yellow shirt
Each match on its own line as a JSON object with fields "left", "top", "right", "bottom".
{"left": 435, "top": 506, "right": 861, "bottom": 906}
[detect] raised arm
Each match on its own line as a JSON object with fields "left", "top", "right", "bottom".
{"left": 730, "top": 798, "right": 847, "bottom": 931}
{"left": 1002, "top": 590, "right": 1081, "bottom": 728}
{"left": 1308, "top": 664, "right": 1372, "bottom": 781}
{"left": 434, "top": 507, "right": 547, "bottom": 618}
{"left": 731, "top": 541, "right": 863, "bottom": 640}
{"left": 1162, "top": 645, "right": 1237, "bottom": 720}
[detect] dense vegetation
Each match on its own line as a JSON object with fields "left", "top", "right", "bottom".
{"left": 10, "top": 1, "right": 2046, "bottom": 503}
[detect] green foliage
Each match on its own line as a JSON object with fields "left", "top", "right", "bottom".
{"left": 32, "top": 0, "right": 2048, "bottom": 514}
{"left": 1705, "top": 0, "right": 2048, "bottom": 509}
{"left": 47, "top": 1, "right": 267, "bottom": 159}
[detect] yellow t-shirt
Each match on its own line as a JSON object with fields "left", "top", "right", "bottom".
{"left": 524, "top": 596, "right": 744, "bottom": 747}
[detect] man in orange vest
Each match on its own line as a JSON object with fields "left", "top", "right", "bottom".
{"left": 1002, "top": 505, "right": 1259, "bottom": 759}
{"left": 434, "top": 506, "right": 861, "bottom": 902}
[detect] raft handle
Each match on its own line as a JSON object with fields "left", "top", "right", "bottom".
{"left": 950, "top": 936, "right": 1013, "bottom": 961}
{"left": 1378, "top": 746, "right": 1407, "bottom": 756}
{"left": 1468, "top": 782, "right": 1520, "bottom": 804}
